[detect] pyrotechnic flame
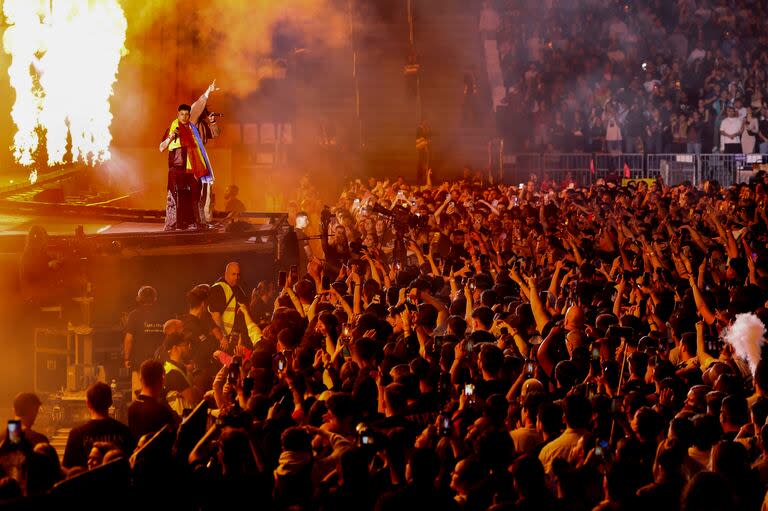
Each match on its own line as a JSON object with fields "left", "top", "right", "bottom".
{"left": 2, "top": 0, "right": 127, "bottom": 167}
{"left": 2, "top": 0, "right": 47, "bottom": 165}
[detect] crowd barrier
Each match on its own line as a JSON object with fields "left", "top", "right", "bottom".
{"left": 499, "top": 152, "right": 768, "bottom": 187}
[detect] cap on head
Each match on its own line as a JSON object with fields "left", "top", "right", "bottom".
{"left": 522, "top": 378, "right": 543, "bottom": 398}
{"left": 137, "top": 286, "right": 157, "bottom": 305}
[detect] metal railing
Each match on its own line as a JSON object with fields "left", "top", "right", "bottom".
{"left": 501, "top": 153, "right": 541, "bottom": 186}
{"left": 594, "top": 153, "right": 644, "bottom": 179}
{"left": 500, "top": 152, "right": 768, "bottom": 187}
{"left": 542, "top": 153, "right": 592, "bottom": 185}
{"left": 647, "top": 154, "right": 696, "bottom": 185}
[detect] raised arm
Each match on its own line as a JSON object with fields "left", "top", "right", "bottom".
{"left": 526, "top": 276, "right": 550, "bottom": 334}
{"left": 351, "top": 272, "right": 362, "bottom": 316}
{"left": 548, "top": 261, "right": 564, "bottom": 299}
{"left": 464, "top": 285, "right": 474, "bottom": 326}
{"left": 682, "top": 225, "right": 708, "bottom": 254}
{"left": 239, "top": 303, "right": 262, "bottom": 344}
{"left": 536, "top": 325, "right": 562, "bottom": 379}
{"left": 695, "top": 320, "right": 717, "bottom": 369}
{"left": 330, "top": 287, "right": 353, "bottom": 319}
{"left": 708, "top": 213, "right": 739, "bottom": 259}
{"left": 422, "top": 290, "right": 449, "bottom": 332}
{"left": 365, "top": 253, "right": 382, "bottom": 284}
{"left": 612, "top": 274, "right": 627, "bottom": 318}
{"left": 434, "top": 194, "right": 453, "bottom": 221}
{"left": 190, "top": 80, "right": 219, "bottom": 125}
{"left": 688, "top": 275, "right": 716, "bottom": 325}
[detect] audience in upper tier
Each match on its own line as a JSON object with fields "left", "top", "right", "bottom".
{"left": 484, "top": 0, "right": 768, "bottom": 155}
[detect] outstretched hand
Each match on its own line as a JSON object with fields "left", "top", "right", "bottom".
{"left": 207, "top": 79, "right": 220, "bottom": 95}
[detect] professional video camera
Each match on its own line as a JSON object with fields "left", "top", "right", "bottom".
{"left": 369, "top": 203, "right": 428, "bottom": 233}
{"left": 368, "top": 202, "right": 429, "bottom": 270}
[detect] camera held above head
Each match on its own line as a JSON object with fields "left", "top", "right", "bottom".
{"left": 369, "top": 203, "right": 428, "bottom": 233}
{"left": 320, "top": 205, "right": 334, "bottom": 227}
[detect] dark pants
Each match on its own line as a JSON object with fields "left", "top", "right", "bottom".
{"left": 167, "top": 169, "right": 200, "bottom": 229}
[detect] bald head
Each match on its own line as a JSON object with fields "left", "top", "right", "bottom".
{"left": 163, "top": 319, "right": 183, "bottom": 336}
{"left": 225, "top": 262, "right": 241, "bottom": 287}
{"left": 564, "top": 305, "right": 585, "bottom": 332}
{"left": 565, "top": 330, "right": 587, "bottom": 357}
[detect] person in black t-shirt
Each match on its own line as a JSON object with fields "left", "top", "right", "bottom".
{"left": 445, "top": 229, "right": 470, "bottom": 272}
{"left": 19, "top": 225, "right": 66, "bottom": 306}
{"left": 248, "top": 281, "right": 273, "bottom": 323}
{"left": 63, "top": 383, "right": 135, "bottom": 469}
{"left": 320, "top": 223, "right": 351, "bottom": 275}
{"left": 123, "top": 286, "right": 166, "bottom": 395}
{"left": 127, "top": 360, "right": 177, "bottom": 441}
{"left": 370, "top": 383, "right": 419, "bottom": 446}
{"left": 475, "top": 344, "right": 508, "bottom": 401}
{"left": 0, "top": 393, "right": 48, "bottom": 447}
{"left": 182, "top": 284, "right": 219, "bottom": 388}
{"left": 162, "top": 333, "right": 202, "bottom": 414}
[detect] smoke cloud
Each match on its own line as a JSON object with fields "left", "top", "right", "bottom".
{"left": 722, "top": 313, "right": 767, "bottom": 375}
{"left": 121, "top": 0, "right": 347, "bottom": 98}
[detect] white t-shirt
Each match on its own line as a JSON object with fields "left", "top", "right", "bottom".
{"left": 606, "top": 119, "right": 622, "bottom": 141}
{"left": 720, "top": 116, "right": 743, "bottom": 150}
{"left": 539, "top": 428, "right": 588, "bottom": 473}
{"left": 510, "top": 427, "right": 542, "bottom": 454}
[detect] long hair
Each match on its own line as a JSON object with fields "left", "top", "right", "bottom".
{"left": 196, "top": 108, "right": 213, "bottom": 144}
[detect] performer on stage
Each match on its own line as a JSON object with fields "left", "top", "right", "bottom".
{"left": 159, "top": 80, "right": 220, "bottom": 230}
{"left": 196, "top": 106, "right": 221, "bottom": 224}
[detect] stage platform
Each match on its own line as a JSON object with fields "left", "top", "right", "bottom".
{"left": 0, "top": 162, "right": 292, "bottom": 251}
{"left": 0, "top": 192, "right": 289, "bottom": 253}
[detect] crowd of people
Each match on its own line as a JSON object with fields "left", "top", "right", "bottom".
{"left": 2, "top": 168, "right": 768, "bottom": 510}
{"left": 480, "top": 0, "right": 768, "bottom": 155}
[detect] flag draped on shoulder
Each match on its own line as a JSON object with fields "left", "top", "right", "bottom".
{"left": 166, "top": 119, "right": 213, "bottom": 180}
